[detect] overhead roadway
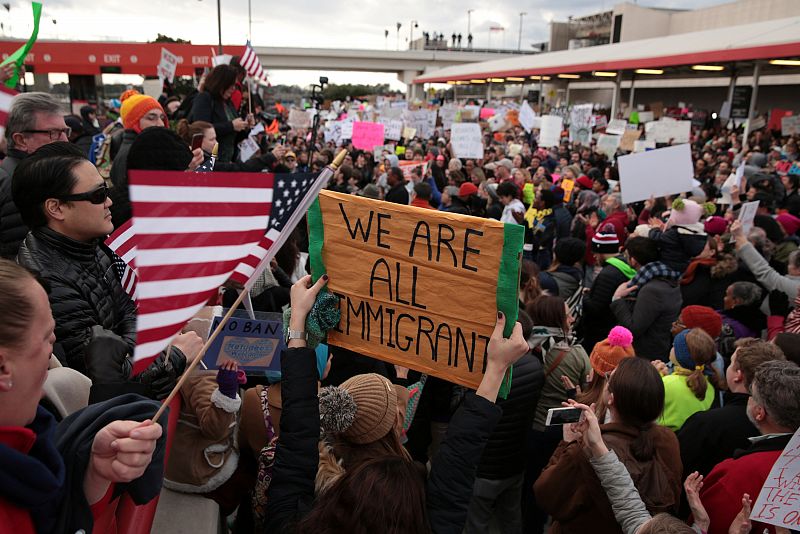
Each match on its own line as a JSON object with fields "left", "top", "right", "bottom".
{"left": 414, "top": 16, "right": 800, "bottom": 125}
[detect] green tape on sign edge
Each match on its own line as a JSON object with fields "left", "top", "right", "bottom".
{"left": 307, "top": 196, "right": 326, "bottom": 284}
{"left": 496, "top": 222, "right": 525, "bottom": 399}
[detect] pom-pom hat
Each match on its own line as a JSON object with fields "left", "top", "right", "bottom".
{"left": 319, "top": 373, "right": 397, "bottom": 444}
{"left": 591, "top": 223, "right": 620, "bottom": 254}
{"left": 590, "top": 326, "right": 635, "bottom": 376}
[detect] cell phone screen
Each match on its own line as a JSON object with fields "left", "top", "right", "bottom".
{"left": 546, "top": 407, "right": 582, "bottom": 426}
{"left": 191, "top": 133, "right": 204, "bottom": 151}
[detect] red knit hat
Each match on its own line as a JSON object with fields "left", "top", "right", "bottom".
{"left": 777, "top": 213, "right": 800, "bottom": 236}
{"left": 459, "top": 182, "right": 478, "bottom": 199}
{"left": 576, "top": 175, "right": 594, "bottom": 190}
{"left": 590, "top": 326, "right": 635, "bottom": 376}
{"left": 680, "top": 305, "right": 723, "bottom": 339}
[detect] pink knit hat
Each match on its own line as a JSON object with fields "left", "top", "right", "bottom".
{"left": 667, "top": 198, "right": 716, "bottom": 229}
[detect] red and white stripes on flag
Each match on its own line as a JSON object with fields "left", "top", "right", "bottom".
{"left": 128, "top": 170, "right": 272, "bottom": 374}
{"left": 241, "top": 41, "right": 269, "bottom": 85}
{"left": 0, "top": 86, "right": 19, "bottom": 138}
{"left": 105, "top": 219, "right": 139, "bottom": 302}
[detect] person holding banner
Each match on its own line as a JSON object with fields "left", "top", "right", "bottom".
{"left": 266, "top": 275, "right": 529, "bottom": 533}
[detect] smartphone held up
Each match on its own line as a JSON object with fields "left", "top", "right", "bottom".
{"left": 546, "top": 407, "right": 583, "bottom": 426}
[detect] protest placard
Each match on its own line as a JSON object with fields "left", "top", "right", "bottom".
{"left": 768, "top": 108, "right": 792, "bottom": 131}
{"left": 379, "top": 118, "right": 403, "bottom": 141}
{"left": 782, "top": 115, "right": 800, "bottom": 136}
{"left": 308, "top": 190, "right": 523, "bottom": 389}
{"left": 593, "top": 115, "right": 608, "bottom": 130}
{"left": 649, "top": 101, "right": 664, "bottom": 119}
{"left": 519, "top": 101, "right": 536, "bottom": 133}
{"left": 617, "top": 144, "right": 694, "bottom": 204}
{"left": 597, "top": 134, "right": 621, "bottom": 158}
{"left": 450, "top": 123, "right": 483, "bottom": 159}
{"left": 531, "top": 116, "right": 542, "bottom": 130}
{"left": 157, "top": 47, "right": 179, "bottom": 84}
{"left": 569, "top": 104, "right": 593, "bottom": 145}
{"left": 351, "top": 121, "right": 386, "bottom": 150}
{"left": 719, "top": 163, "right": 744, "bottom": 204}
{"left": 439, "top": 106, "right": 457, "bottom": 130}
{"left": 480, "top": 107, "right": 496, "bottom": 119}
{"left": 488, "top": 114, "right": 507, "bottom": 132}
{"left": 288, "top": 108, "right": 312, "bottom": 129}
{"left": 749, "top": 428, "right": 800, "bottom": 530}
{"left": 633, "top": 140, "right": 656, "bottom": 153}
{"left": 561, "top": 179, "right": 576, "bottom": 203}
{"left": 403, "top": 126, "right": 417, "bottom": 140}
{"left": 340, "top": 118, "right": 355, "bottom": 140}
{"left": 238, "top": 137, "right": 259, "bottom": 162}
{"left": 619, "top": 128, "right": 642, "bottom": 152}
{"left": 638, "top": 111, "right": 655, "bottom": 123}
{"left": 606, "top": 119, "right": 628, "bottom": 135}
{"left": 399, "top": 160, "right": 428, "bottom": 180}
{"left": 202, "top": 313, "right": 286, "bottom": 372}
{"left": 738, "top": 200, "right": 760, "bottom": 235}
{"left": 539, "top": 116, "right": 563, "bottom": 147}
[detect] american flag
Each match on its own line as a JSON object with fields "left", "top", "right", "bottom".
{"left": 231, "top": 172, "right": 323, "bottom": 286}
{"left": 105, "top": 219, "right": 138, "bottom": 302}
{"left": 128, "top": 170, "right": 273, "bottom": 374}
{"left": 240, "top": 41, "right": 269, "bottom": 85}
{"left": 0, "top": 86, "right": 18, "bottom": 138}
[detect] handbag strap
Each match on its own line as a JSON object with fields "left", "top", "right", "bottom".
{"left": 544, "top": 347, "right": 570, "bottom": 377}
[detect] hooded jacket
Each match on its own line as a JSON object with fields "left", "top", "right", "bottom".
{"left": 0, "top": 149, "right": 29, "bottom": 259}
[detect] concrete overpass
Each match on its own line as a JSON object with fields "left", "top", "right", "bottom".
{"left": 255, "top": 47, "right": 526, "bottom": 99}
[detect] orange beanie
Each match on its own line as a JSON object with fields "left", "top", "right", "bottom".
{"left": 120, "top": 94, "right": 167, "bottom": 132}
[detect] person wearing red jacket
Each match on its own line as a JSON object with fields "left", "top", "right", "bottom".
{"left": 699, "top": 360, "right": 800, "bottom": 534}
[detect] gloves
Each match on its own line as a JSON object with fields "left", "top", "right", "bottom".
{"left": 217, "top": 368, "right": 239, "bottom": 399}
{"left": 84, "top": 326, "right": 132, "bottom": 383}
{"left": 769, "top": 289, "right": 791, "bottom": 318}
{"left": 136, "top": 347, "right": 187, "bottom": 400}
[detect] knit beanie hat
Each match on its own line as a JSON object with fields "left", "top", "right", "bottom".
{"left": 591, "top": 223, "right": 620, "bottom": 254}
{"left": 126, "top": 126, "right": 193, "bottom": 172}
{"left": 319, "top": 373, "right": 398, "bottom": 445}
{"left": 667, "top": 198, "right": 715, "bottom": 229}
{"left": 680, "top": 305, "right": 722, "bottom": 339}
{"left": 590, "top": 326, "right": 635, "bottom": 376}
{"left": 121, "top": 93, "right": 167, "bottom": 132}
{"left": 672, "top": 329, "right": 695, "bottom": 370}
{"left": 777, "top": 213, "right": 800, "bottom": 237}
{"left": 703, "top": 216, "right": 728, "bottom": 236}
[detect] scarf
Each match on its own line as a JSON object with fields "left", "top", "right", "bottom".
{"left": 528, "top": 325, "right": 571, "bottom": 356}
{"left": 681, "top": 257, "right": 717, "bottom": 286}
{"left": 0, "top": 407, "right": 65, "bottom": 534}
{"left": 524, "top": 207, "right": 553, "bottom": 233}
{"left": 628, "top": 261, "right": 682, "bottom": 294}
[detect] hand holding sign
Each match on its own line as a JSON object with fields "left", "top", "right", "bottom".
{"left": 477, "top": 312, "right": 528, "bottom": 404}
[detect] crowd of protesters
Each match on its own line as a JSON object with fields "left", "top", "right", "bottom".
{"left": 0, "top": 57, "right": 799, "bottom": 534}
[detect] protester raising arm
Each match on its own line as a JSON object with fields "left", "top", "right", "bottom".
{"left": 731, "top": 220, "right": 800, "bottom": 305}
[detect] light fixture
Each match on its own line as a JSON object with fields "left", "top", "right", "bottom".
{"left": 593, "top": 71, "right": 617, "bottom": 77}
{"left": 691, "top": 65, "right": 724, "bottom": 71}
{"left": 488, "top": 78, "right": 505, "bottom": 83}
{"left": 635, "top": 68, "right": 663, "bottom": 75}
{"left": 557, "top": 73, "right": 580, "bottom": 79}
{"left": 770, "top": 59, "right": 800, "bottom": 66}
{"left": 507, "top": 76, "right": 525, "bottom": 82}
{"left": 470, "top": 79, "right": 486, "bottom": 84}
{"left": 529, "top": 75, "right": 551, "bottom": 80}
{"left": 446, "top": 80, "right": 457, "bottom": 84}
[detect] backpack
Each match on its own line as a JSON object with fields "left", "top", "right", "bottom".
{"left": 717, "top": 322, "right": 737, "bottom": 361}
{"left": 565, "top": 278, "right": 585, "bottom": 342}
{"left": 95, "top": 123, "right": 124, "bottom": 181}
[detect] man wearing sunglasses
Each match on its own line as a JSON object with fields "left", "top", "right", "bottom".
{"left": 0, "top": 92, "right": 70, "bottom": 259}
{"left": 12, "top": 142, "right": 202, "bottom": 401}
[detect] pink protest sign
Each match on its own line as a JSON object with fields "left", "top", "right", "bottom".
{"left": 480, "top": 107, "right": 496, "bottom": 119}
{"left": 351, "top": 121, "right": 386, "bottom": 150}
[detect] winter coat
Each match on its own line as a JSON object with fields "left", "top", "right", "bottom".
{"left": 610, "top": 278, "right": 682, "bottom": 360}
{"left": 476, "top": 353, "right": 544, "bottom": 480}
{"left": 164, "top": 372, "right": 241, "bottom": 493}
{"left": 658, "top": 374, "right": 714, "bottom": 432}
{"left": 737, "top": 242, "right": 800, "bottom": 315}
{"left": 385, "top": 182, "right": 410, "bottom": 205}
{"left": 677, "top": 392, "right": 758, "bottom": 477}
{"left": 552, "top": 204, "right": 572, "bottom": 240}
{"left": 442, "top": 197, "right": 470, "bottom": 215}
{"left": 108, "top": 128, "right": 138, "bottom": 228}
{"left": 17, "top": 227, "right": 137, "bottom": 375}
{"left": 719, "top": 304, "right": 766, "bottom": 339}
{"left": 532, "top": 344, "right": 591, "bottom": 431}
{"left": 534, "top": 422, "right": 682, "bottom": 534}
{"left": 581, "top": 256, "right": 633, "bottom": 350}
{"left": 680, "top": 255, "right": 741, "bottom": 311}
{"left": 0, "top": 149, "right": 28, "bottom": 259}
{"left": 266, "top": 347, "right": 503, "bottom": 534}
{"left": 700, "top": 434, "right": 793, "bottom": 534}
{"left": 539, "top": 265, "right": 582, "bottom": 300}
{"left": 188, "top": 91, "right": 240, "bottom": 163}
{"left": 649, "top": 226, "right": 707, "bottom": 273}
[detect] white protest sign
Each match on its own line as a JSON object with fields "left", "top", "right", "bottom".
{"left": 539, "top": 116, "right": 563, "bottom": 147}
{"left": 719, "top": 163, "right": 744, "bottom": 204}
{"left": 531, "top": 116, "right": 542, "bottom": 130}
{"left": 638, "top": 111, "right": 655, "bottom": 123}
{"left": 488, "top": 114, "right": 507, "bottom": 132}
{"left": 596, "top": 134, "right": 621, "bottom": 159}
{"left": 379, "top": 118, "right": 403, "bottom": 141}
{"left": 157, "top": 47, "right": 179, "bottom": 84}
{"left": 212, "top": 54, "right": 232, "bottom": 67}
{"left": 661, "top": 120, "right": 691, "bottom": 143}
{"left": 594, "top": 115, "right": 608, "bottom": 130}
{"left": 238, "top": 137, "right": 260, "bottom": 162}
{"left": 249, "top": 122, "right": 265, "bottom": 138}
{"left": 738, "top": 200, "right": 760, "bottom": 235}
{"left": 439, "top": 106, "right": 457, "bottom": 130}
{"left": 749, "top": 428, "right": 800, "bottom": 530}
{"left": 782, "top": 115, "right": 800, "bottom": 136}
{"left": 340, "top": 119, "right": 355, "bottom": 140}
{"left": 617, "top": 143, "right": 694, "bottom": 204}
{"left": 450, "top": 123, "right": 483, "bottom": 159}
{"left": 519, "top": 101, "right": 536, "bottom": 133}
{"left": 569, "top": 104, "right": 593, "bottom": 144}
{"left": 633, "top": 139, "right": 656, "bottom": 153}
{"left": 324, "top": 121, "right": 342, "bottom": 145}
{"left": 288, "top": 109, "right": 312, "bottom": 129}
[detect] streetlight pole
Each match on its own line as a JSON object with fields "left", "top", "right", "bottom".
{"left": 217, "top": 0, "right": 223, "bottom": 53}
{"left": 518, "top": 12, "right": 527, "bottom": 51}
{"left": 409, "top": 20, "right": 418, "bottom": 48}
{"left": 396, "top": 22, "right": 402, "bottom": 51}
{"left": 467, "top": 9, "right": 474, "bottom": 38}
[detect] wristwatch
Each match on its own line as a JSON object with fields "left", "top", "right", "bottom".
{"left": 286, "top": 329, "right": 307, "bottom": 343}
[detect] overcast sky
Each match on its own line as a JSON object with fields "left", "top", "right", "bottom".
{"left": 5, "top": 0, "right": 725, "bottom": 88}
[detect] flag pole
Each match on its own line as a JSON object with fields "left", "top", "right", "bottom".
{"left": 152, "top": 149, "right": 348, "bottom": 422}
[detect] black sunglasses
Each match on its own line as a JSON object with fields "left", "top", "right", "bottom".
{"left": 58, "top": 184, "right": 109, "bottom": 204}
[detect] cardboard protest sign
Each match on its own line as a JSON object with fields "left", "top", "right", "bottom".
{"left": 633, "top": 140, "right": 656, "bottom": 153}
{"left": 488, "top": 114, "right": 507, "bottom": 132}
{"left": 379, "top": 118, "right": 403, "bottom": 141}
{"left": 749, "top": 428, "right": 800, "bottom": 530}
{"left": 308, "top": 191, "right": 523, "bottom": 389}
{"left": 617, "top": 144, "right": 693, "bottom": 204}
{"left": 288, "top": 108, "right": 312, "bottom": 129}
{"left": 782, "top": 115, "right": 800, "bottom": 136}
{"left": 202, "top": 313, "right": 286, "bottom": 372}
{"left": 561, "top": 179, "right": 576, "bottom": 203}
{"left": 351, "top": 121, "right": 386, "bottom": 150}
{"left": 649, "top": 102, "right": 664, "bottom": 119}
{"left": 619, "top": 128, "right": 642, "bottom": 152}
{"left": 403, "top": 126, "right": 417, "bottom": 140}
{"left": 157, "top": 47, "right": 179, "bottom": 84}
{"left": 439, "top": 106, "right": 457, "bottom": 130}
{"left": 398, "top": 160, "right": 428, "bottom": 180}
{"left": 519, "top": 101, "right": 536, "bottom": 133}
{"left": 593, "top": 115, "right": 608, "bottom": 130}
{"left": 340, "top": 119, "right": 355, "bottom": 140}
{"left": 450, "top": 123, "right": 483, "bottom": 159}
{"left": 596, "top": 134, "right": 621, "bottom": 159}
{"left": 569, "top": 104, "right": 593, "bottom": 145}
{"left": 539, "top": 116, "right": 563, "bottom": 147}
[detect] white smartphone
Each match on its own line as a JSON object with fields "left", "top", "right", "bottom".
{"left": 545, "top": 407, "right": 582, "bottom": 426}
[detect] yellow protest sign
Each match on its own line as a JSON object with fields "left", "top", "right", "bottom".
{"left": 308, "top": 191, "right": 523, "bottom": 389}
